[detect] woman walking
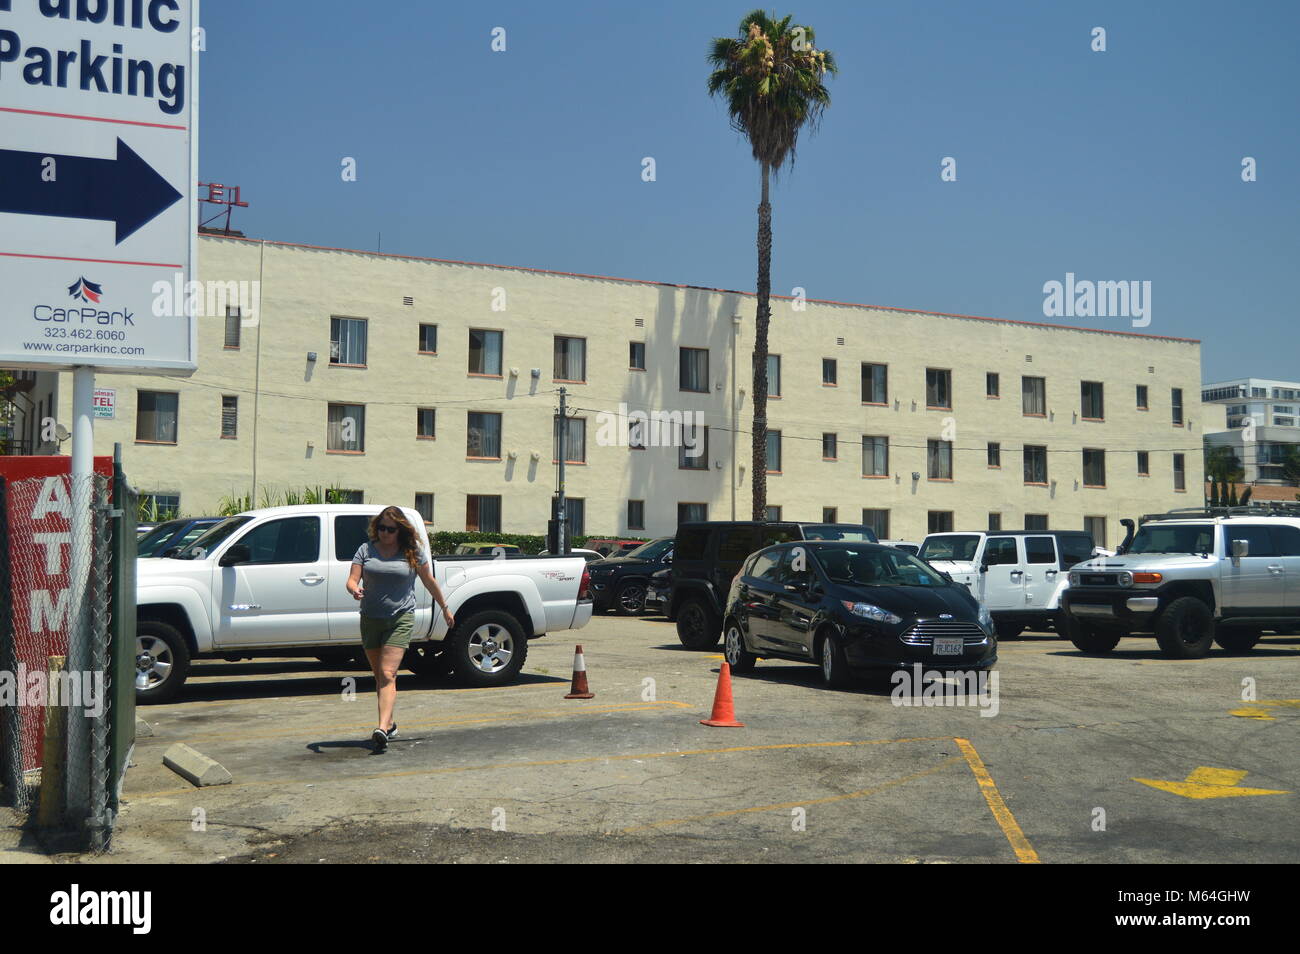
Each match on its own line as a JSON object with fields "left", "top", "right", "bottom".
{"left": 346, "top": 506, "right": 453, "bottom": 751}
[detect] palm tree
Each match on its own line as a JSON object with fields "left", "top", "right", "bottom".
{"left": 708, "top": 10, "right": 836, "bottom": 519}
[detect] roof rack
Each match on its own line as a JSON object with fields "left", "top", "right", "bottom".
{"left": 1139, "top": 502, "right": 1300, "bottom": 524}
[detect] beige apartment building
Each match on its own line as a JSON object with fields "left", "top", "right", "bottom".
{"left": 16, "top": 234, "right": 1205, "bottom": 544}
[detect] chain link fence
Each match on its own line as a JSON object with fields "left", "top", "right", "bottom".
{"left": 0, "top": 472, "right": 114, "bottom": 848}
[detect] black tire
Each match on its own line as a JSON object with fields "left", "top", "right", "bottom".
{"left": 1063, "top": 614, "right": 1123, "bottom": 654}
{"left": 675, "top": 598, "right": 721, "bottom": 649}
{"left": 614, "top": 581, "right": 648, "bottom": 617}
{"left": 403, "top": 643, "right": 453, "bottom": 678}
{"left": 818, "top": 631, "right": 855, "bottom": 690}
{"left": 1214, "top": 626, "right": 1263, "bottom": 654}
{"left": 135, "top": 620, "right": 191, "bottom": 704}
{"left": 995, "top": 621, "right": 1024, "bottom": 640}
{"left": 445, "top": 610, "right": 528, "bottom": 687}
{"left": 1155, "top": 598, "right": 1215, "bottom": 659}
{"left": 722, "top": 619, "right": 757, "bottom": 674}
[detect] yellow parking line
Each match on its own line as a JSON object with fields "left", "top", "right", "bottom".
{"left": 620, "top": 756, "right": 963, "bottom": 833}
{"left": 954, "top": 737, "right": 1040, "bottom": 864}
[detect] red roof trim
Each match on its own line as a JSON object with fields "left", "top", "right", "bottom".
{"left": 203, "top": 233, "right": 1200, "bottom": 345}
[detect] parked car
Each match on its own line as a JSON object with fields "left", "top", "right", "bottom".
{"left": 670, "top": 521, "right": 879, "bottom": 648}
{"left": 1062, "top": 509, "right": 1300, "bottom": 658}
{"left": 134, "top": 505, "right": 593, "bottom": 702}
{"left": 723, "top": 541, "right": 997, "bottom": 688}
{"left": 880, "top": 539, "right": 921, "bottom": 556}
{"left": 918, "top": 530, "right": 1094, "bottom": 638}
{"left": 644, "top": 567, "right": 672, "bottom": 617}
{"left": 452, "top": 542, "right": 522, "bottom": 556}
{"left": 586, "top": 537, "right": 674, "bottom": 615}
{"left": 582, "top": 538, "right": 645, "bottom": 557}
{"left": 537, "top": 548, "right": 605, "bottom": 563}
{"left": 136, "top": 516, "right": 223, "bottom": 558}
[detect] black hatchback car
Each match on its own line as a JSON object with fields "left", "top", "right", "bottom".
{"left": 723, "top": 541, "right": 997, "bottom": 688}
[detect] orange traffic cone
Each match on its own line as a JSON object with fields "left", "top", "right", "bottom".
{"left": 564, "top": 644, "right": 595, "bottom": 699}
{"left": 700, "top": 662, "right": 745, "bottom": 727}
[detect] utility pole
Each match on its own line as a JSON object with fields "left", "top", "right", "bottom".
{"left": 556, "top": 387, "right": 568, "bottom": 555}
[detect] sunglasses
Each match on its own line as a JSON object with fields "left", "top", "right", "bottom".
{"left": 377, "top": 524, "right": 399, "bottom": 533}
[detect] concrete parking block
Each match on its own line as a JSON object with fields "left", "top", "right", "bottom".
{"left": 162, "top": 743, "right": 232, "bottom": 787}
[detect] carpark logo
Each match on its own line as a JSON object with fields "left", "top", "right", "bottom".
{"left": 890, "top": 664, "right": 999, "bottom": 717}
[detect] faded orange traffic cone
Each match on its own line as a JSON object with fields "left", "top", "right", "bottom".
{"left": 564, "top": 644, "right": 595, "bottom": 699}
{"left": 701, "top": 662, "right": 745, "bottom": 727}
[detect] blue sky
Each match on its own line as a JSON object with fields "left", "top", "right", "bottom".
{"left": 199, "top": 0, "right": 1299, "bottom": 382}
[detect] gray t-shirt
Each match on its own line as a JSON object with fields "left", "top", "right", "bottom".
{"left": 352, "top": 542, "right": 428, "bottom": 618}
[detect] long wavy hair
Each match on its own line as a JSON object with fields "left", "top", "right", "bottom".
{"left": 368, "top": 506, "right": 421, "bottom": 569}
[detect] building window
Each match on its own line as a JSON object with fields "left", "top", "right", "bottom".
{"left": 1085, "top": 515, "right": 1106, "bottom": 548}
{"left": 767, "top": 355, "right": 782, "bottom": 397}
{"left": 862, "top": 436, "right": 888, "bottom": 476}
{"left": 822, "top": 433, "right": 837, "bottom": 460}
{"left": 1083, "top": 449, "right": 1106, "bottom": 487}
{"left": 822, "top": 358, "right": 837, "bottom": 386}
{"left": 678, "top": 502, "right": 707, "bottom": 524}
{"left": 862, "top": 509, "right": 889, "bottom": 538}
{"left": 1136, "top": 384, "right": 1149, "bottom": 410}
{"left": 327, "top": 403, "right": 365, "bottom": 453}
{"left": 822, "top": 507, "right": 838, "bottom": 523}
{"left": 468, "top": 412, "right": 502, "bottom": 459}
{"left": 766, "top": 430, "right": 782, "bottom": 473}
{"left": 861, "top": 362, "right": 887, "bottom": 404}
{"left": 330, "top": 316, "right": 367, "bottom": 366}
{"left": 419, "top": 324, "right": 438, "bottom": 354}
{"left": 1081, "top": 381, "right": 1105, "bottom": 420}
{"left": 927, "top": 439, "right": 953, "bottom": 479}
{"left": 926, "top": 369, "right": 952, "bottom": 409}
{"left": 629, "top": 342, "right": 646, "bottom": 370}
{"left": 986, "top": 372, "right": 1000, "bottom": 398}
{"left": 140, "top": 493, "right": 180, "bottom": 521}
{"left": 224, "top": 307, "right": 240, "bottom": 349}
{"left": 221, "top": 395, "right": 237, "bottom": 439}
{"left": 1137, "top": 450, "right": 1150, "bottom": 475}
{"left": 469, "top": 329, "right": 503, "bottom": 376}
{"left": 1172, "top": 388, "right": 1184, "bottom": 426}
{"left": 554, "top": 336, "right": 587, "bottom": 382}
{"left": 987, "top": 442, "right": 1001, "bottom": 467}
{"left": 1173, "top": 453, "right": 1186, "bottom": 491}
{"left": 628, "top": 417, "right": 646, "bottom": 450}
{"left": 765, "top": 505, "right": 782, "bottom": 521}
{"left": 414, "top": 493, "right": 434, "bottom": 523}
{"left": 566, "top": 498, "right": 585, "bottom": 537}
{"left": 136, "top": 391, "right": 178, "bottom": 443}
{"left": 627, "top": 500, "right": 645, "bottom": 531}
{"left": 1022, "top": 376, "right": 1046, "bottom": 416}
{"left": 1025, "top": 514, "right": 1049, "bottom": 531}
{"left": 928, "top": 511, "right": 954, "bottom": 534}
{"left": 679, "top": 423, "right": 708, "bottom": 470}
{"left": 466, "top": 495, "right": 501, "bottom": 532}
{"left": 417, "top": 407, "right": 436, "bottom": 439}
{"left": 1024, "top": 444, "right": 1048, "bottom": 484}
{"left": 679, "top": 347, "right": 709, "bottom": 392}
{"left": 988, "top": 512, "right": 1002, "bottom": 531}
{"left": 552, "top": 416, "right": 586, "bottom": 463}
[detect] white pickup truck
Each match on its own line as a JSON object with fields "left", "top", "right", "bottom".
{"left": 134, "top": 504, "right": 594, "bottom": 702}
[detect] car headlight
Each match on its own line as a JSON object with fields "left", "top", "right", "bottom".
{"left": 978, "top": 605, "right": 993, "bottom": 631}
{"left": 1118, "top": 571, "right": 1133, "bottom": 587}
{"left": 1069, "top": 571, "right": 1080, "bottom": 586}
{"left": 842, "top": 601, "right": 902, "bottom": 625}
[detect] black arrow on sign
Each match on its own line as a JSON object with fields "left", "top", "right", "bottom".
{"left": 0, "top": 137, "right": 183, "bottom": 244}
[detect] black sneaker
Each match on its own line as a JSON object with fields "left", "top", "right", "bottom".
{"left": 385, "top": 723, "right": 398, "bottom": 740}
{"left": 371, "top": 727, "right": 388, "bottom": 751}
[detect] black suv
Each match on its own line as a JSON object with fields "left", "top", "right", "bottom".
{"left": 587, "top": 537, "right": 674, "bottom": 615}
{"left": 671, "top": 521, "right": 879, "bottom": 648}
{"left": 723, "top": 541, "right": 997, "bottom": 688}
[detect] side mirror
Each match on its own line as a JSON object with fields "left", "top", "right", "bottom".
{"left": 1231, "top": 539, "right": 1249, "bottom": 561}
{"left": 939, "top": 571, "right": 954, "bottom": 583}
{"left": 219, "top": 544, "right": 251, "bottom": 567}
{"left": 978, "top": 563, "right": 989, "bottom": 573}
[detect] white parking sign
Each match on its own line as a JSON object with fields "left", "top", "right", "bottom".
{"left": 0, "top": 0, "right": 198, "bottom": 374}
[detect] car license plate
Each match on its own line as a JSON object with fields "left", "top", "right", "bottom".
{"left": 933, "top": 638, "right": 963, "bottom": 655}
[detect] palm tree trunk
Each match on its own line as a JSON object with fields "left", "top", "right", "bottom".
{"left": 751, "top": 161, "right": 772, "bottom": 521}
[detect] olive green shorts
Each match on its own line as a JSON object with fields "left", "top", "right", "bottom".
{"left": 360, "top": 612, "right": 415, "bottom": 651}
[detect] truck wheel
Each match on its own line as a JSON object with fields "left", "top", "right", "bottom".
{"left": 1155, "top": 598, "right": 1215, "bottom": 659}
{"left": 818, "top": 631, "right": 855, "bottom": 690}
{"left": 446, "top": 610, "right": 528, "bottom": 687}
{"left": 1064, "top": 615, "right": 1122, "bottom": 654}
{"left": 1214, "top": 626, "right": 1262, "bottom": 654}
{"left": 403, "top": 644, "right": 453, "bottom": 678}
{"left": 723, "top": 620, "right": 757, "bottom": 674}
{"left": 136, "top": 621, "right": 191, "bottom": 704}
{"left": 676, "top": 598, "right": 720, "bottom": 649}
{"left": 614, "top": 581, "right": 648, "bottom": 616}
